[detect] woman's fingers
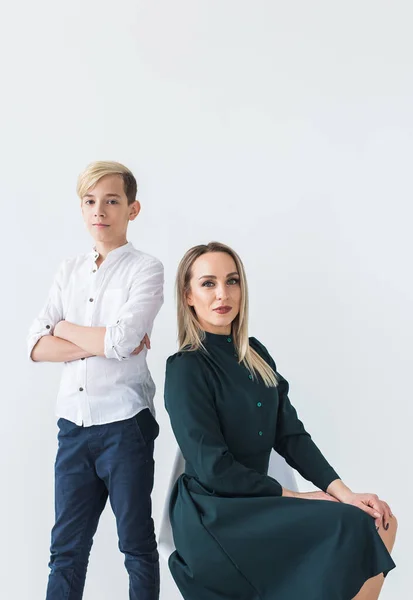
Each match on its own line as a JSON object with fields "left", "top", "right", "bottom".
{"left": 385, "top": 501, "right": 394, "bottom": 519}
{"left": 339, "top": 493, "right": 392, "bottom": 532}
{"left": 358, "top": 496, "right": 393, "bottom": 530}
{"left": 356, "top": 501, "right": 382, "bottom": 522}
{"left": 381, "top": 501, "right": 392, "bottom": 530}
{"left": 367, "top": 496, "right": 383, "bottom": 519}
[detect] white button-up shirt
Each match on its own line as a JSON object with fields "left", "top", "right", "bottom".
{"left": 27, "top": 242, "right": 164, "bottom": 426}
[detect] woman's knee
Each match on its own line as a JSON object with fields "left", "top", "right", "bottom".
{"left": 390, "top": 513, "right": 398, "bottom": 532}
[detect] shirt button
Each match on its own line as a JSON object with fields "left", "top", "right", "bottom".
{"left": 81, "top": 357, "right": 85, "bottom": 361}
{"left": 79, "top": 387, "right": 84, "bottom": 391}
{"left": 258, "top": 431, "right": 263, "bottom": 436}
{"left": 46, "top": 325, "right": 50, "bottom": 330}
{"left": 92, "top": 269, "right": 97, "bottom": 273}
{"left": 227, "top": 337, "right": 232, "bottom": 342}
{"left": 257, "top": 402, "right": 262, "bottom": 407}
{"left": 248, "top": 374, "right": 253, "bottom": 380}
{"left": 89, "top": 298, "right": 94, "bottom": 302}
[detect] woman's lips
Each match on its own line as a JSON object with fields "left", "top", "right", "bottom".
{"left": 214, "top": 306, "right": 232, "bottom": 315}
{"left": 93, "top": 224, "right": 109, "bottom": 228}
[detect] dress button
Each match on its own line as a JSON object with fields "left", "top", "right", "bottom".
{"left": 227, "top": 337, "right": 232, "bottom": 342}
{"left": 257, "top": 402, "right": 262, "bottom": 407}
{"left": 79, "top": 387, "right": 84, "bottom": 391}
{"left": 248, "top": 374, "right": 253, "bottom": 380}
{"left": 258, "top": 431, "right": 263, "bottom": 436}
{"left": 89, "top": 298, "right": 94, "bottom": 302}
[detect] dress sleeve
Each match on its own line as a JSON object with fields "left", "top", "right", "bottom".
{"left": 164, "top": 351, "right": 283, "bottom": 497}
{"left": 250, "top": 338, "right": 340, "bottom": 492}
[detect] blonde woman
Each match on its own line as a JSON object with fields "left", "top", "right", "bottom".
{"left": 164, "top": 242, "right": 396, "bottom": 600}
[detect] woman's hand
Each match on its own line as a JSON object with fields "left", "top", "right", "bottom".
{"left": 283, "top": 483, "right": 393, "bottom": 530}
{"left": 337, "top": 492, "right": 393, "bottom": 530}
{"left": 326, "top": 479, "right": 393, "bottom": 530}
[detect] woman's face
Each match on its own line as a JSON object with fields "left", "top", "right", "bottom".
{"left": 187, "top": 251, "right": 241, "bottom": 335}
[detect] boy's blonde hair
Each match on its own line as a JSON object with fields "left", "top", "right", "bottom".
{"left": 176, "top": 241, "right": 278, "bottom": 387}
{"left": 77, "top": 161, "right": 138, "bottom": 205}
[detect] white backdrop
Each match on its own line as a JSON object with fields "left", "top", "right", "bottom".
{"left": 1, "top": 1, "right": 411, "bottom": 598}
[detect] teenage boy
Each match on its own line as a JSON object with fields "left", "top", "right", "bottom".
{"left": 27, "top": 161, "right": 163, "bottom": 600}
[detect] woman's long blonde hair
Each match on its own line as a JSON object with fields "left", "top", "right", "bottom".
{"left": 176, "top": 242, "right": 277, "bottom": 387}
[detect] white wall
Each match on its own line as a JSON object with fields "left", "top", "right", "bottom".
{"left": 0, "top": 1, "right": 411, "bottom": 598}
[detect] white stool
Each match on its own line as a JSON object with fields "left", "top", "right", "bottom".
{"left": 158, "top": 447, "right": 299, "bottom": 562}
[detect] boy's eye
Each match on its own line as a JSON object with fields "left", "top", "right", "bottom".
{"left": 84, "top": 199, "right": 118, "bottom": 205}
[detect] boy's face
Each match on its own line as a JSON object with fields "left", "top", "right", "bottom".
{"left": 81, "top": 174, "right": 140, "bottom": 245}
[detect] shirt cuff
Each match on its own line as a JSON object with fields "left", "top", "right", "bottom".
{"left": 27, "top": 323, "right": 53, "bottom": 361}
{"left": 104, "top": 324, "right": 134, "bottom": 361}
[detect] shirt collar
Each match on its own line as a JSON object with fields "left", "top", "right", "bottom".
{"left": 91, "top": 241, "right": 133, "bottom": 262}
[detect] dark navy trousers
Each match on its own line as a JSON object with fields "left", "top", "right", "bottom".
{"left": 45, "top": 408, "right": 160, "bottom": 600}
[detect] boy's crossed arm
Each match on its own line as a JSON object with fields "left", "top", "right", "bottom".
{"left": 29, "top": 259, "right": 163, "bottom": 363}
{"left": 53, "top": 322, "right": 150, "bottom": 358}
{"left": 30, "top": 334, "right": 94, "bottom": 363}
{"left": 30, "top": 326, "right": 149, "bottom": 363}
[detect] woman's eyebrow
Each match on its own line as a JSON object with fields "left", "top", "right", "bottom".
{"left": 198, "top": 272, "right": 239, "bottom": 280}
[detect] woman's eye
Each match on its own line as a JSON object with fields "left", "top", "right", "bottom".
{"left": 201, "top": 279, "right": 239, "bottom": 287}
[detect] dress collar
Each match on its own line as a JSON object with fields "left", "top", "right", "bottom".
{"left": 202, "top": 331, "right": 235, "bottom": 347}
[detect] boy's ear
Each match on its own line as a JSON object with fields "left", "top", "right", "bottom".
{"left": 129, "top": 200, "right": 141, "bottom": 221}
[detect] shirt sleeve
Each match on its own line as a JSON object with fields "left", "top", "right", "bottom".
{"left": 104, "top": 258, "right": 164, "bottom": 361}
{"left": 164, "top": 351, "right": 283, "bottom": 497}
{"left": 27, "top": 261, "right": 65, "bottom": 361}
{"left": 251, "top": 337, "right": 340, "bottom": 492}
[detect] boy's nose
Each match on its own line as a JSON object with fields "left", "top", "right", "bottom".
{"left": 94, "top": 204, "right": 106, "bottom": 217}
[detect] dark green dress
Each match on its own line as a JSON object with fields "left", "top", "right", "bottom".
{"left": 164, "top": 332, "right": 395, "bottom": 600}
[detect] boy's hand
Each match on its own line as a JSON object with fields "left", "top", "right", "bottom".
{"left": 131, "top": 334, "right": 151, "bottom": 355}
